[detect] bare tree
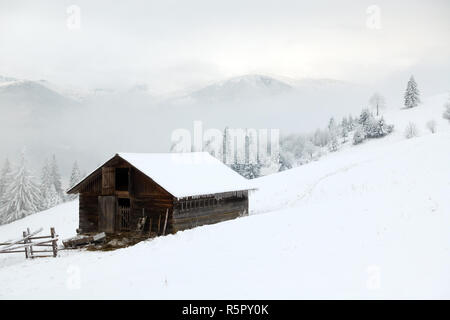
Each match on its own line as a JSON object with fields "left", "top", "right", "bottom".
{"left": 426, "top": 120, "right": 437, "bottom": 134}
{"left": 404, "top": 122, "right": 419, "bottom": 139}
{"left": 369, "top": 92, "right": 386, "bottom": 116}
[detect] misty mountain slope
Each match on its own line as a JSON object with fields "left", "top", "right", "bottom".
{"left": 0, "top": 73, "right": 370, "bottom": 177}
{"left": 0, "top": 78, "right": 78, "bottom": 116}
{"left": 188, "top": 74, "right": 293, "bottom": 102}
{"left": 0, "top": 96, "right": 448, "bottom": 299}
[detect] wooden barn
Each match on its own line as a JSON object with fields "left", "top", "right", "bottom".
{"left": 67, "top": 152, "right": 253, "bottom": 236}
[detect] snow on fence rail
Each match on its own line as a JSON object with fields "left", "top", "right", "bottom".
{"left": 0, "top": 227, "right": 58, "bottom": 258}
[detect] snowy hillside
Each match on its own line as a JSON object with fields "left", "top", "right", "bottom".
{"left": 0, "top": 94, "right": 449, "bottom": 299}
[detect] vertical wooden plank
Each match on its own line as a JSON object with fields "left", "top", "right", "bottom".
{"left": 102, "top": 167, "right": 115, "bottom": 195}
{"left": 50, "top": 227, "right": 57, "bottom": 258}
{"left": 163, "top": 209, "right": 169, "bottom": 235}
{"left": 157, "top": 214, "right": 162, "bottom": 235}
{"left": 22, "top": 231, "right": 28, "bottom": 259}
{"left": 26, "top": 228, "right": 33, "bottom": 259}
{"left": 98, "top": 196, "right": 117, "bottom": 233}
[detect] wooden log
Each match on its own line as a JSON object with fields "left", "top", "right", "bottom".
{"left": 0, "top": 242, "right": 25, "bottom": 245}
{"left": 28, "top": 235, "right": 54, "bottom": 240}
{"left": 62, "top": 232, "right": 105, "bottom": 248}
{"left": 28, "top": 250, "right": 56, "bottom": 253}
{"left": 0, "top": 228, "right": 43, "bottom": 251}
{"left": 92, "top": 232, "right": 106, "bottom": 242}
{"left": 0, "top": 238, "right": 59, "bottom": 252}
{"left": 0, "top": 250, "right": 28, "bottom": 253}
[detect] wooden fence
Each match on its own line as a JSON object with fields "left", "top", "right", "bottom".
{"left": 0, "top": 227, "right": 58, "bottom": 258}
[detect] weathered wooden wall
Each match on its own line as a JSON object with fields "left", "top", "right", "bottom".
{"left": 79, "top": 194, "right": 99, "bottom": 233}
{"left": 130, "top": 168, "right": 174, "bottom": 234}
{"left": 172, "top": 191, "right": 248, "bottom": 232}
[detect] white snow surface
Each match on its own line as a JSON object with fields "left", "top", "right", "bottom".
{"left": 0, "top": 94, "right": 449, "bottom": 299}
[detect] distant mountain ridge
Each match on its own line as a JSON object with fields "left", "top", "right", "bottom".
{"left": 188, "top": 74, "right": 293, "bottom": 102}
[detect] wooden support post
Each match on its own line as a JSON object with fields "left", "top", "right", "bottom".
{"left": 27, "top": 228, "right": 33, "bottom": 259}
{"left": 163, "top": 209, "right": 169, "bottom": 236}
{"left": 148, "top": 218, "right": 152, "bottom": 235}
{"left": 158, "top": 214, "right": 162, "bottom": 235}
{"left": 22, "top": 231, "right": 28, "bottom": 259}
{"left": 50, "top": 227, "right": 57, "bottom": 258}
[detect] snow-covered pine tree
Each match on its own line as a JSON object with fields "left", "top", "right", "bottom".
{"left": 39, "top": 158, "right": 53, "bottom": 210}
{"left": 341, "top": 117, "right": 349, "bottom": 133}
{"left": 50, "top": 155, "right": 65, "bottom": 203}
{"left": 243, "top": 130, "right": 261, "bottom": 178}
{"left": 341, "top": 125, "right": 348, "bottom": 143}
{"left": 353, "top": 126, "right": 366, "bottom": 145}
{"left": 222, "top": 127, "right": 232, "bottom": 164}
{"left": 327, "top": 116, "right": 340, "bottom": 152}
{"left": 328, "top": 117, "right": 336, "bottom": 132}
{"left": 43, "top": 184, "right": 60, "bottom": 209}
{"left": 2, "top": 152, "right": 41, "bottom": 223}
{"left": 328, "top": 134, "right": 339, "bottom": 152}
{"left": 404, "top": 75, "right": 420, "bottom": 108}
{"left": 313, "top": 128, "right": 329, "bottom": 147}
{"left": 278, "top": 151, "right": 293, "bottom": 172}
{"left": 358, "top": 109, "right": 372, "bottom": 128}
{"left": 0, "top": 158, "right": 13, "bottom": 224}
{"left": 303, "top": 140, "right": 316, "bottom": 161}
{"left": 348, "top": 114, "right": 356, "bottom": 130}
{"left": 67, "top": 161, "right": 82, "bottom": 200}
{"left": 0, "top": 158, "right": 12, "bottom": 196}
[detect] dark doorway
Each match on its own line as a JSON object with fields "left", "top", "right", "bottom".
{"left": 115, "top": 168, "right": 129, "bottom": 191}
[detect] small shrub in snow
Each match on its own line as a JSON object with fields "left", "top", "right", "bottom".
{"left": 353, "top": 126, "right": 366, "bottom": 145}
{"left": 367, "top": 117, "right": 394, "bottom": 138}
{"left": 426, "top": 120, "right": 437, "bottom": 134}
{"left": 404, "top": 122, "right": 419, "bottom": 139}
{"left": 443, "top": 102, "right": 450, "bottom": 123}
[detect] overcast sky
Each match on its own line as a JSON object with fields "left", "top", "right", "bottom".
{"left": 1, "top": 0, "right": 449, "bottom": 94}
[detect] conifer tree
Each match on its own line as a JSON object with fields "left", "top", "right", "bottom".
{"left": 2, "top": 152, "right": 41, "bottom": 223}
{"left": 443, "top": 99, "right": 450, "bottom": 123}
{"left": 50, "top": 155, "right": 64, "bottom": 203}
{"left": 404, "top": 75, "right": 420, "bottom": 108}
{"left": 0, "top": 159, "right": 13, "bottom": 224}
{"left": 0, "top": 158, "right": 12, "bottom": 196}
{"left": 68, "top": 161, "right": 82, "bottom": 200}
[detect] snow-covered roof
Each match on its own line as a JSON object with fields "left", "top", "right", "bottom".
{"left": 119, "top": 152, "right": 254, "bottom": 198}
{"left": 70, "top": 152, "right": 254, "bottom": 198}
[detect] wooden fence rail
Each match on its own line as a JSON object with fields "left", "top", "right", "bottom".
{"left": 0, "top": 227, "right": 58, "bottom": 259}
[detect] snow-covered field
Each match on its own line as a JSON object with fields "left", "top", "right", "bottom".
{"left": 0, "top": 94, "right": 449, "bottom": 299}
